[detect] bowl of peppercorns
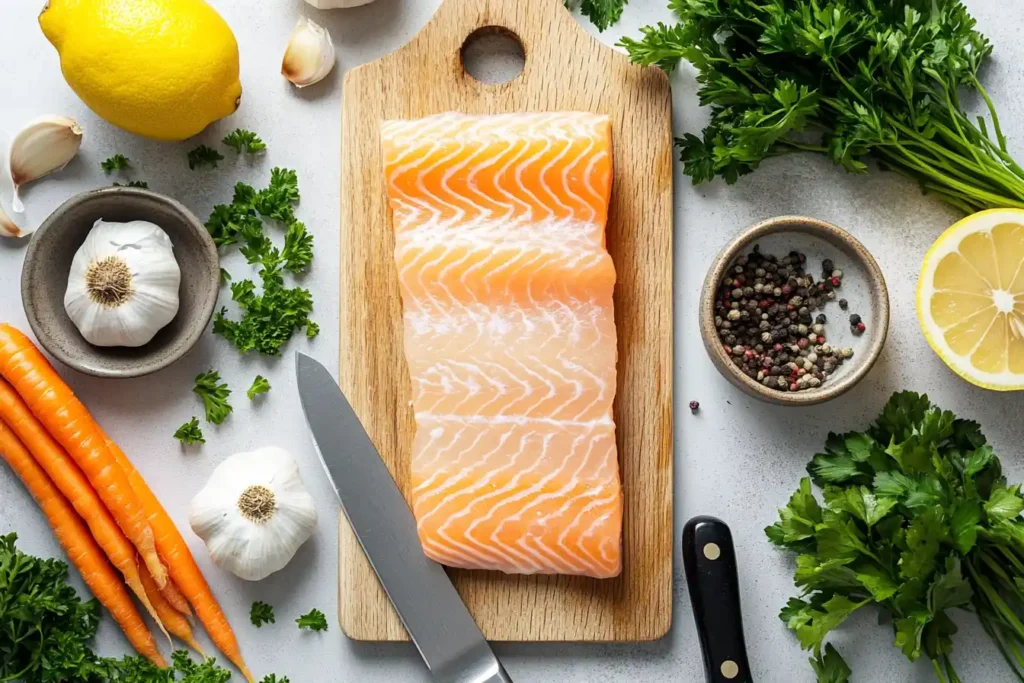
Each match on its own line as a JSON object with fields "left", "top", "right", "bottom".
{"left": 699, "top": 216, "right": 889, "bottom": 405}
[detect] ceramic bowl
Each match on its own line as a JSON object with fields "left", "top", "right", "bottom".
{"left": 21, "top": 187, "right": 219, "bottom": 378}
{"left": 699, "top": 216, "right": 889, "bottom": 406}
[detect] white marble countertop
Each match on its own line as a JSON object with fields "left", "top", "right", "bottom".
{"left": 3, "top": 0, "right": 1024, "bottom": 681}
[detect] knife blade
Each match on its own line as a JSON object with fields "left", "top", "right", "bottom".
{"left": 295, "top": 353, "right": 512, "bottom": 683}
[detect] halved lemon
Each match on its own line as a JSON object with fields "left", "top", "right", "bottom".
{"left": 918, "top": 209, "right": 1024, "bottom": 391}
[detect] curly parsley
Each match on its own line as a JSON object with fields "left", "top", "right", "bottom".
{"left": 223, "top": 128, "right": 267, "bottom": 154}
{"left": 565, "top": 0, "right": 626, "bottom": 31}
{"left": 296, "top": 608, "right": 328, "bottom": 632}
{"left": 173, "top": 417, "right": 205, "bottom": 445}
{"left": 206, "top": 168, "right": 317, "bottom": 356}
{"left": 187, "top": 144, "right": 225, "bottom": 170}
{"left": 101, "top": 154, "right": 131, "bottom": 173}
{"left": 193, "top": 370, "right": 233, "bottom": 425}
{"left": 250, "top": 601, "right": 275, "bottom": 627}
{"left": 113, "top": 180, "right": 149, "bottom": 188}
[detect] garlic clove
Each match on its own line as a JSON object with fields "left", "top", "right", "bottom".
{"left": 281, "top": 17, "right": 335, "bottom": 88}
{"left": 0, "top": 200, "right": 23, "bottom": 238}
{"left": 9, "top": 115, "right": 83, "bottom": 213}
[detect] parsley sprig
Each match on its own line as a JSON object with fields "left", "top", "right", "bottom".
{"left": 193, "top": 370, "right": 233, "bottom": 425}
{"left": 247, "top": 375, "right": 271, "bottom": 400}
{"left": 296, "top": 608, "right": 328, "bottom": 632}
{"left": 250, "top": 600, "right": 275, "bottom": 627}
{"left": 620, "top": 0, "right": 1024, "bottom": 213}
{"left": 188, "top": 145, "right": 225, "bottom": 170}
{"left": 565, "top": 0, "right": 627, "bottom": 31}
{"left": 768, "top": 392, "right": 1024, "bottom": 682}
{"left": 206, "top": 168, "right": 317, "bottom": 355}
{"left": 101, "top": 154, "right": 131, "bottom": 173}
{"left": 173, "top": 417, "right": 205, "bottom": 445}
{"left": 223, "top": 128, "right": 267, "bottom": 154}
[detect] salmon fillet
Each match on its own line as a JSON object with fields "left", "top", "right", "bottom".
{"left": 382, "top": 112, "right": 621, "bottom": 578}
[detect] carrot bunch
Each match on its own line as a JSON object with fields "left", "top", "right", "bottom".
{"left": 0, "top": 323, "right": 253, "bottom": 682}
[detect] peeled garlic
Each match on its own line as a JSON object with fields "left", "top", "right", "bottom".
{"left": 64, "top": 220, "right": 181, "bottom": 347}
{"left": 9, "top": 115, "right": 83, "bottom": 213}
{"left": 281, "top": 17, "right": 335, "bottom": 88}
{"left": 189, "top": 447, "right": 318, "bottom": 581}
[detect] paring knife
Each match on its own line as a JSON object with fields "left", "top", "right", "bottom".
{"left": 295, "top": 353, "right": 513, "bottom": 683}
{"left": 682, "top": 516, "right": 754, "bottom": 683}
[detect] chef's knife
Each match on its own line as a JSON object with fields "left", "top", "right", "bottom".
{"left": 682, "top": 516, "right": 754, "bottom": 683}
{"left": 295, "top": 353, "right": 513, "bottom": 683}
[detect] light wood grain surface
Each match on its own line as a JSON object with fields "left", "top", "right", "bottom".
{"left": 338, "top": 0, "right": 673, "bottom": 642}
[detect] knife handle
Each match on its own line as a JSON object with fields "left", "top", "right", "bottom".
{"left": 682, "top": 516, "right": 754, "bottom": 683}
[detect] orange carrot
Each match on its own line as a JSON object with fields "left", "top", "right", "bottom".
{"left": 160, "top": 576, "right": 193, "bottom": 617}
{"left": 0, "top": 324, "right": 167, "bottom": 587}
{"left": 0, "top": 419, "right": 165, "bottom": 666}
{"left": 0, "top": 379, "right": 168, "bottom": 639}
{"left": 140, "top": 561, "right": 204, "bottom": 654}
{"left": 103, "top": 435, "right": 254, "bottom": 683}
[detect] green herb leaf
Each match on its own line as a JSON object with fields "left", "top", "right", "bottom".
{"left": 985, "top": 485, "right": 1024, "bottom": 521}
{"left": 247, "top": 375, "right": 271, "bottom": 400}
{"left": 223, "top": 128, "right": 267, "bottom": 153}
{"left": 566, "top": 0, "right": 626, "bottom": 31}
{"left": 296, "top": 608, "right": 328, "bottom": 632}
{"left": 809, "top": 643, "right": 852, "bottom": 683}
{"left": 950, "top": 500, "right": 981, "bottom": 554}
{"left": 260, "top": 676, "right": 290, "bottom": 683}
{"left": 188, "top": 144, "right": 226, "bottom": 170}
{"left": 250, "top": 601, "right": 275, "bottom": 627}
{"left": 765, "top": 477, "right": 821, "bottom": 551}
{"left": 173, "top": 417, "right": 205, "bottom": 445}
{"left": 193, "top": 370, "right": 233, "bottom": 425}
{"left": 101, "top": 154, "right": 131, "bottom": 173}
{"left": 794, "top": 595, "right": 868, "bottom": 652}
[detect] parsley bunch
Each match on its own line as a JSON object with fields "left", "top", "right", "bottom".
{"left": 206, "top": 168, "right": 317, "bottom": 355}
{"left": 621, "top": 0, "right": 1024, "bottom": 213}
{"left": 0, "top": 533, "right": 286, "bottom": 682}
{"left": 768, "top": 392, "right": 1024, "bottom": 683}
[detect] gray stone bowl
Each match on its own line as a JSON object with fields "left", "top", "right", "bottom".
{"left": 699, "top": 216, "right": 890, "bottom": 406}
{"left": 21, "top": 187, "right": 219, "bottom": 378}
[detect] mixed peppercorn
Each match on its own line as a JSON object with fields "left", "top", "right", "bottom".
{"left": 713, "top": 246, "right": 865, "bottom": 393}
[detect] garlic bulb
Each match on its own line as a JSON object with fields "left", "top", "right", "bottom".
{"left": 281, "top": 18, "right": 335, "bottom": 88}
{"left": 9, "top": 115, "right": 83, "bottom": 213}
{"left": 303, "top": 0, "right": 376, "bottom": 7}
{"left": 64, "top": 220, "right": 181, "bottom": 347}
{"left": 189, "top": 447, "right": 317, "bottom": 581}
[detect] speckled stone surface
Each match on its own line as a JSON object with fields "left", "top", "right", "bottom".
{"left": 2, "top": 1, "right": 1024, "bottom": 681}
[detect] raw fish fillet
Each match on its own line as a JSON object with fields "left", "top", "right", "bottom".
{"left": 382, "top": 112, "right": 621, "bottom": 578}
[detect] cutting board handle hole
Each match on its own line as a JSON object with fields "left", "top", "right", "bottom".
{"left": 460, "top": 26, "right": 525, "bottom": 85}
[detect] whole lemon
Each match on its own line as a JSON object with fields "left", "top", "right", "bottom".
{"left": 40, "top": 0, "right": 242, "bottom": 141}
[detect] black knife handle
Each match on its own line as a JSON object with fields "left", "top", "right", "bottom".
{"left": 682, "top": 516, "right": 754, "bottom": 683}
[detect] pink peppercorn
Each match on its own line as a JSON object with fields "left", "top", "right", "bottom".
{"left": 856, "top": 322, "right": 866, "bottom": 333}
{"left": 798, "top": 338, "right": 810, "bottom": 349}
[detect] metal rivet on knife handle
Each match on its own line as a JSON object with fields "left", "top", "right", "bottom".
{"left": 703, "top": 542, "right": 721, "bottom": 560}
{"left": 720, "top": 660, "right": 740, "bottom": 679}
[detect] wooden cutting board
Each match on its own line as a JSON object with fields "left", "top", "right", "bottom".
{"left": 338, "top": 0, "right": 673, "bottom": 642}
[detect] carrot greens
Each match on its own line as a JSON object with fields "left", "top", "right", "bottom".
{"left": 620, "top": 0, "right": 1024, "bottom": 213}
{"left": 768, "top": 392, "right": 1024, "bottom": 683}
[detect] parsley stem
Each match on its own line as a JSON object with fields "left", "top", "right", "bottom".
{"left": 931, "top": 658, "right": 948, "bottom": 683}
